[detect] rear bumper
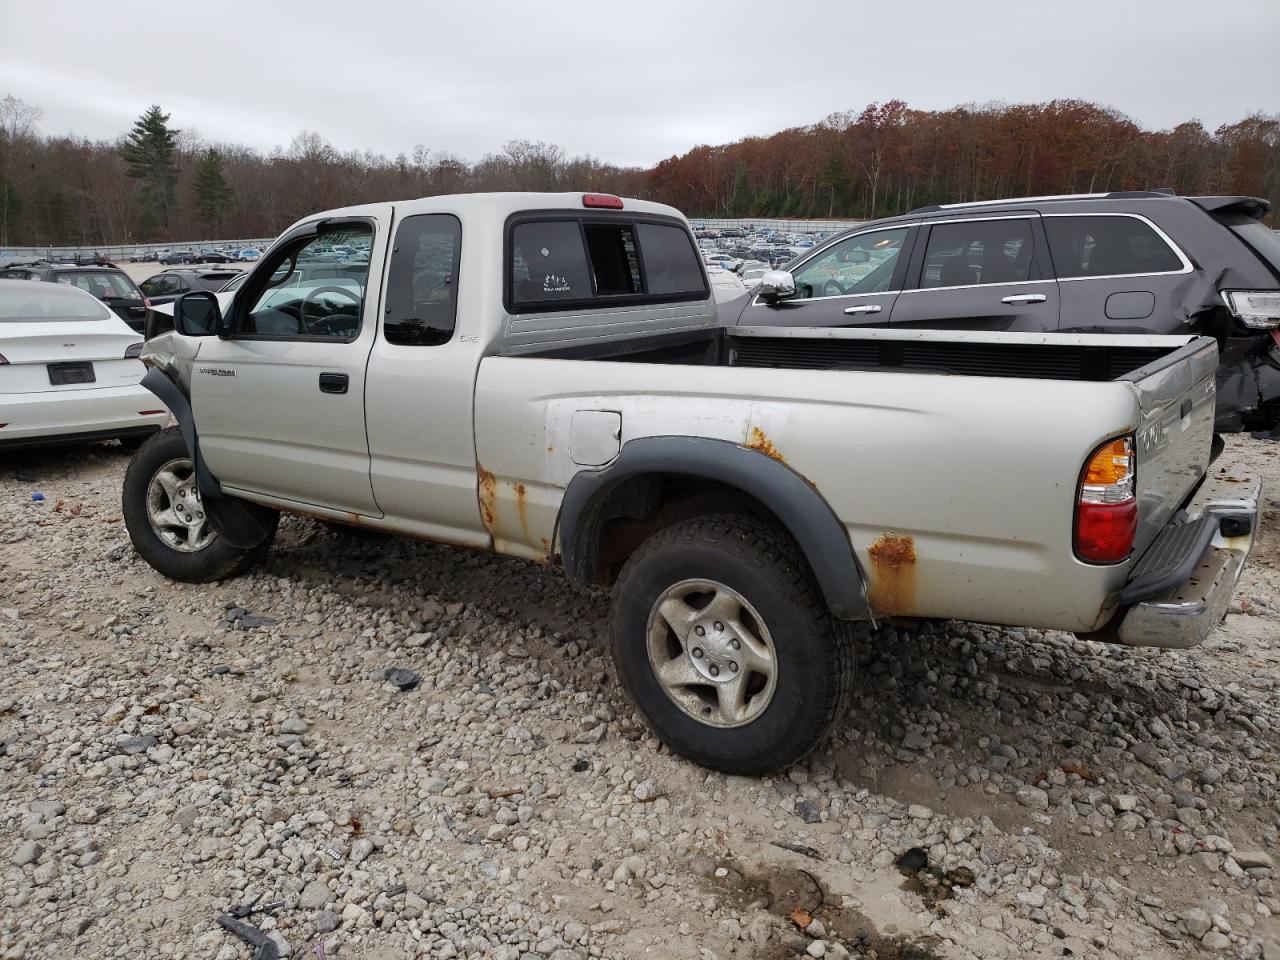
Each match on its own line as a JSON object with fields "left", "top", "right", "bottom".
{"left": 0, "top": 383, "right": 169, "bottom": 448}
{"left": 1113, "top": 469, "right": 1261, "bottom": 648}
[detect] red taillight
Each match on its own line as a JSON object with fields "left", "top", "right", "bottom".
{"left": 125, "top": 342, "right": 144, "bottom": 359}
{"left": 1074, "top": 435, "right": 1137, "bottom": 564}
{"left": 582, "top": 193, "right": 623, "bottom": 209}
{"left": 139, "top": 410, "right": 165, "bottom": 416}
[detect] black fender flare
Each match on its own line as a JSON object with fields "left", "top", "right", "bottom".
{"left": 140, "top": 366, "right": 275, "bottom": 549}
{"left": 557, "top": 436, "right": 871, "bottom": 620}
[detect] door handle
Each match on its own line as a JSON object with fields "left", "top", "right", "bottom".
{"left": 842, "top": 304, "right": 883, "bottom": 315}
{"left": 1000, "top": 294, "right": 1047, "bottom": 304}
{"left": 318, "top": 372, "right": 349, "bottom": 394}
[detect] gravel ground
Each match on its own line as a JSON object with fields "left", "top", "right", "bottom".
{"left": 1, "top": 435, "right": 1278, "bottom": 960}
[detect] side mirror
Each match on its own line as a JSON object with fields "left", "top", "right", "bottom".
{"left": 173, "top": 291, "right": 222, "bottom": 337}
{"left": 758, "top": 269, "right": 796, "bottom": 302}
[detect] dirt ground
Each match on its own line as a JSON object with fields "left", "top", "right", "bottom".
{"left": 1, "top": 434, "right": 1278, "bottom": 960}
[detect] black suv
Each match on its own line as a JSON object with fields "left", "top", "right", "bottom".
{"left": 0, "top": 261, "right": 148, "bottom": 331}
{"left": 139, "top": 268, "right": 243, "bottom": 306}
{"left": 730, "top": 192, "right": 1280, "bottom": 434}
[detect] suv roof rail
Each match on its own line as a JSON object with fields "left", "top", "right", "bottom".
{"left": 908, "top": 190, "right": 1179, "bottom": 214}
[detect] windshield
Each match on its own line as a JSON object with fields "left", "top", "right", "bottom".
{"left": 1229, "top": 221, "right": 1280, "bottom": 275}
{"left": 0, "top": 282, "right": 108, "bottom": 321}
{"left": 56, "top": 271, "right": 142, "bottom": 300}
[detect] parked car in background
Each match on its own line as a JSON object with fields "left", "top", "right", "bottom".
{"left": 139, "top": 268, "right": 243, "bottom": 307}
{"left": 159, "top": 249, "right": 199, "bottom": 265}
{"left": 0, "top": 279, "right": 168, "bottom": 449}
{"left": 729, "top": 192, "right": 1280, "bottom": 436}
{"left": 236, "top": 248, "right": 262, "bottom": 262}
{"left": 0, "top": 261, "right": 149, "bottom": 332}
{"left": 703, "top": 253, "right": 743, "bottom": 273}
{"left": 198, "top": 248, "right": 233, "bottom": 263}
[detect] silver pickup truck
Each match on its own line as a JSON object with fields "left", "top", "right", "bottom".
{"left": 127, "top": 192, "right": 1262, "bottom": 774}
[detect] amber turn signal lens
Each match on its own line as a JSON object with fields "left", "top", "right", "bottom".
{"left": 1082, "top": 437, "right": 1133, "bottom": 486}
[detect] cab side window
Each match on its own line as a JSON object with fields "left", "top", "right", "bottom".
{"left": 918, "top": 219, "right": 1035, "bottom": 289}
{"left": 240, "top": 226, "right": 372, "bottom": 339}
{"left": 384, "top": 214, "right": 462, "bottom": 346}
{"left": 791, "top": 228, "right": 909, "bottom": 299}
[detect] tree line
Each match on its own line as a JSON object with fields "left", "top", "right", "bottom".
{"left": 0, "top": 95, "right": 1275, "bottom": 247}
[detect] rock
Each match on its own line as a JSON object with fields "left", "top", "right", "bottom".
{"left": 300, "top": 880, "right": 334, "bottom": 909}
{"left": 314, "top": 910, "right": 340, "bottom": 934}
{"left": 633, "top": 780, "right": 663, "bottom": 802}
{"left": 1201, "top": 930, "right": 1232, "bottom": 950}
{"left": 1113, "top": 794, "right": 1138, "bottom": 812}
{"left": 117, "top": 734, "right": 157, "bottom": 755}
{"left": 1233, "top": 850, "right": 1274, "bottom": 869}
{"left": 12, "top": 840, "right": 41, "bottom": 866}
{"left": 384, "top": 668, "right": 420, "bottom": 690}
{"left": 349, "top": 837, "right": 375, "bottom": 865}
{"left": 797, "top": 799, "right": 821, "bottom": 823}
{"left": 1180, "top": 908, "right": 1212, "bottom": 939}
{"left": 806, "top": 942, "right": 827, "bottom": 958}
{"left": 280, "top": 718, "right": 309, "bottom": 734}
{"left": 1016, "top": 786, "right": 1049, "bottom": 811}
{"left": 907, "top": 804, "right": 933, "bottom": 820}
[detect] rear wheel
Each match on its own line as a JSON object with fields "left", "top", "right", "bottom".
{"left": 610, "top": 514, "right": 854, "bottom": 775}
{"left": 122, "top": 427, "right": 276, "bottom": 582}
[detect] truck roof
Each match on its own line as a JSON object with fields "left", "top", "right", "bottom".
{"left": 297, "top": 192, "right": 688, "bottom": 228}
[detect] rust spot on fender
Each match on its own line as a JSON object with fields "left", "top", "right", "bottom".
{"left": 513, "top": 482, "right": 530, "bottom": 541}
{"left": 867, "top": 533, "right": 916, "bottom": 616}
{"left": 745, "top": 426, "right": 786, "bottom": 463}
{"left": 477, "top": 464, "right": 497, "bottom": 532}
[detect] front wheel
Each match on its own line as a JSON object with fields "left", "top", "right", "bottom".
{"left": 610, "top": 514, "right": 854, "bottom": 775}
{"left": 122, "top": 427, "right": 276, "bottom": 582}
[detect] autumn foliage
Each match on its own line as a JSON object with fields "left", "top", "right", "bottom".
{"left": 1, "top": 96, "right": 1275, "bottom": 247}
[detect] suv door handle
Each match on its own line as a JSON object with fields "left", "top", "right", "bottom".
{"left": 1000, "top": 294, "right": 1047, "bottom": 304}
{"left": 318, "top": 372, "right": 349, "bottom": 394}
{"left": 842, "top": 304, "right": 883, "bottom": 315}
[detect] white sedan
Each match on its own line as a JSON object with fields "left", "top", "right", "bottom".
{"left": 0, "top": 279, "right": 169, "bottom": 449}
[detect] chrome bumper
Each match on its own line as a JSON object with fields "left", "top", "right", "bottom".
{"left": 1116, "top": 470, "right": 1261, "bottom": 648}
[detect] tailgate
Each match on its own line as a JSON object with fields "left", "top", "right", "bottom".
{"left": 1122, "top": 338, "right": 1219, "bottom": 556}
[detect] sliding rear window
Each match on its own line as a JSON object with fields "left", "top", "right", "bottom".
{"left": 509, "top": 215, "right": 707, "bottom": 311}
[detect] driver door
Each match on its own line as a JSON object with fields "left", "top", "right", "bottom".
{"left": 191, "top": 214, "right": 388, "bottom": 515}
{"left": 731, "top": 225, "right": 915, "bottom": 328}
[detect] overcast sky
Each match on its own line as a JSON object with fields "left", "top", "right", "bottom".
{"left": 2, "top": 0, "right": 1277, "bottom": 168}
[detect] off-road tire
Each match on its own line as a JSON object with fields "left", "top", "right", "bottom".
{"left": 611, "top": 513, "right": 855, "bottom": 775}
{"left": 122, "top": 427, "right": 276, "bottom": 582}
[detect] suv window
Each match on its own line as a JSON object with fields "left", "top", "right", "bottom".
{"left": 240, "top": 226, "right": 372, "bottom": 339}
{"left": 140, "top": 274, "right": 180, "bottom": 297}
{"left": 919, "top": 218, "right": 1035, "bottom": 289}
{"left": 385, "top": 213, "right": 462, "bottom": 346}
{"left": 1044, "top": 215, "right": 1183, "bottom": 278}
{"left": 56, "top": 271, "right": 140, "bottom": 300}
{"left": 509, "top": 217, "right": 706, "bottom": 309}
{"left": 791, "top": 227, "right": 908, "bottom": 299}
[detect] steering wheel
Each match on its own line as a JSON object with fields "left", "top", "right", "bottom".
{"left": 822, "top": 279, "right": 846, "bottom": 298}
{"left": 300, "top": 285, "right": 360, "bottom": 336}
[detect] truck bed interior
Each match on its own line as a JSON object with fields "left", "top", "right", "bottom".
{"left": 519, "top": 325, "right": 1202, "bottom": 383}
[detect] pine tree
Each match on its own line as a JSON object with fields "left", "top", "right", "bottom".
{"left": 192, "top": 148, "right": 233, "bottom": 224}
{"left": 121, "top": 105, "right": 178, "bottom": 233}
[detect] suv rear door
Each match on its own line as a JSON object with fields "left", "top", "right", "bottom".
{"left": 733, "top": 225, "right": 914, "bottom": 328}
{"left": 1042, "top": 213, "right": 1194, "bottom": 335}
{"left": 889, "top": 213, "right": 1061, "bottom": 331}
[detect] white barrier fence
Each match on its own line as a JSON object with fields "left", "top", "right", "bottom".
{"left": 0, "top": 239, "right": 275, "bottom": 263}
